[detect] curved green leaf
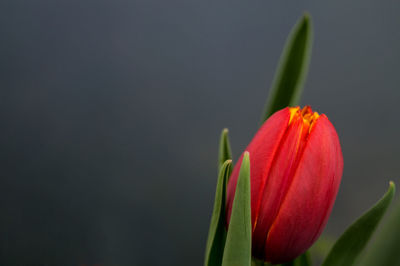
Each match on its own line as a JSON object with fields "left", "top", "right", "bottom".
{"left": 322, "top": 182, "right": 395, "bottom": 266}
{"left": 222, "top": 152, "right": 251, "bottom": 266}
{"left": 204, "top": 160, "right": 232, "bottom": 266}
{"left": 357, "top": 191, "right": 400, "bottom": 266}
{"left": 261, "top": 13, "right": 313, "bottom": 123}
{"left": 218, "top": 128, "right": 232, "bottom": 172}
{"left": 309, "top": 234, "right": 335, "bottom": 262}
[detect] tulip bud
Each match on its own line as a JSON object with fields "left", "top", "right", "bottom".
{"left": 226, "top": 106, "right": 343, "bottom": 264}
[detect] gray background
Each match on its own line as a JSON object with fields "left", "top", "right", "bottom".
{"left": 0, "top": 0, "right": 399, "bottom": 265}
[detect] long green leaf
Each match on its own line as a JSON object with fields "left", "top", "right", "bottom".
{"left": 309, "top": 234, "right": 335, "bottom": 262}
{"left": 357, "top": 193, "right": 400, "bottom": 266}
{"left": 204, "top": 160, "right": 232, "bottom": 266}
{"left": 261, "top": 13, "right": 313, "bottom": 123}
{"left": 218, "top": 128, "right": 232, "bottom": 172}
{"left": 322, "top": 182, "right": 395, "bottom": 266}
{"left": 293, "top": 252, "right": 312, "bottom": 266}
{"left": 222, "top": 152, "right": 251, "bottom": 266}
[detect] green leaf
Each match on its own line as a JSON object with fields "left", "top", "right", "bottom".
{"left": 357, "top": 187, "right": 400, "bottom": 266}
{"left": 218, "top": 128, "right": 233, "bottom": 172}
{"left": 222, "top": 152, "right": 252, "bottom": 266}
{"left": 261, "top": 13, "right": 313, "bottom": 123}
{"left": 309, "top": 234, "right": 335, "bottom": 261}
{"left": 294, "top": 252, "right": 312, "bottom": 266}
{"left": 204, "top": 160, "right": 232, "bottom": 266}
{"left": 322, "top": 182, "right": 395, "bottom": 266}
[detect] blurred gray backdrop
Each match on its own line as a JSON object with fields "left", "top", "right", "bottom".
{"left": 0, "top": 0, "right": 399, "bottom": 265}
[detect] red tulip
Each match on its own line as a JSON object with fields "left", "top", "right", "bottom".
{"left": 226, "top": 106, "right": 343, "bottom": 264}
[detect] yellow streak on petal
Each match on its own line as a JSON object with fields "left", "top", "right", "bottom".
{"left": 288, "top": 106, "right": 320, "bottom": 132}
{"left": 288, "top": 107, "right": 300, "bottom": 125}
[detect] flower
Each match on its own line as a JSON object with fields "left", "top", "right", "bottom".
{"left": 226, "top": 106, "right": 343, "bottom": 264}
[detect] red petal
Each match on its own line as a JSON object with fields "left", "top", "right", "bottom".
{"left": 252, "top": 114, "right": 306, "bottom": 259}
{"left": 226, "top": 108, "right": 291, "bottom": 229}
{"left": 264, "top": 115, "right": 343, "bottom": 264}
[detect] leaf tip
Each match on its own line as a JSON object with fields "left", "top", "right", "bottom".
{"left": 241, "top": 152, "right": 250, "bottom": 170}
{"left": 388, "top": 181, "right": 395, "bottom": 195}
{"left": 302, "top": 11, "right": 311, "bottom": 22}
{"left": 299, "top": 12, "right": 312, "bottom": 34}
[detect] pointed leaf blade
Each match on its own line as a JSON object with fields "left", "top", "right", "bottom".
{"left": 357, "top": 192, "right": 400, "bottom": 266}
{"left": 322, "top": 182, "right": 395, "bottom": 266}
{"left": 218, "top": 128, "right": 233, "bottom": 172}
{"left": 222, "top": 152, "right": 251, "bottom": 266}
{"left": 309, "top": 235, "right": 335, "bottom": 261}
{"left": 204, "top": 160, "right": 233, "bottom": 266}
{"left": 261, "top": 13, "right": 313, "bottom": 123}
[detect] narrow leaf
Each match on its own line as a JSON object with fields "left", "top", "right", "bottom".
{"left": 222, "top": 152, "right": 251, "bottom": 266}
{"left": 322, "top": 182, "right": 395, "bottom": 266}
{"left": 204, "top": 160, "right": 232, "bottom": 266}
{"left": 261, "top": 13, "right": 313, "bottom": 123}
{"left": 294, "top": 252, "right": 312, "bottom": 266}
{"left": 357, "top": 189, "right": 400, "bottom": 266}
{"left": 218, "top": 128, "right": 233, "bottom": 172}
{"left": 309, "top": 235, "right": 335, "bottom": 261}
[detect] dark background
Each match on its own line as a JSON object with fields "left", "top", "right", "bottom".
{"left": 1, "top": 1, "right": 399, "bottom": 265}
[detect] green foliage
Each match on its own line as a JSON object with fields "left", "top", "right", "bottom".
{"left": 322, "top": 182, "right": 395, "bottom": 266}
{"left": 218, "top": 128, "right": 232, "bottom": 173}
{"left": 357, "top": 196, "right": 400, "bottom": 266}
{"left": 261, "top": 13, "right": 313, "bottom": 123}
{"left": 222, "top": 152, "right": 252, "bottom": 266}
{"left": 309, "top": 235, "right": 335, "bottom": 261}
{"left": 204, "top": 160, "right": 232, "bottom": 266}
